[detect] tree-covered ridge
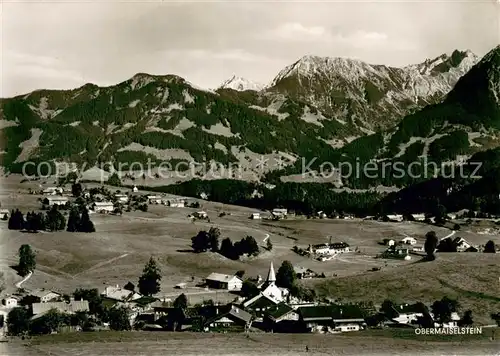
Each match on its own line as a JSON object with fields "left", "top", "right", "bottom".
{"left": 1, "top": 72, "right": 358, "bottom": 174}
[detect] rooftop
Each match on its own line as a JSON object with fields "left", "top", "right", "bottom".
{"left": 32, "top": 300, "right": 89, "bottom": 315}
{"left": 206, "top": 273, "right": 240, "bottom": 283}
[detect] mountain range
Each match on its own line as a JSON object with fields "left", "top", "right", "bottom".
{"left": 1, "top": 46, "right": 499, "bottom": 203}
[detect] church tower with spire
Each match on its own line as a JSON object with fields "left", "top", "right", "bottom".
{"left": 266, "top": 261, "right": 276, "bottom": 286}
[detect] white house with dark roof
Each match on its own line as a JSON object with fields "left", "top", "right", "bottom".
{"left": 32, "top": 300, "right": 89, "bottom": 316}
{"left": 0, "top": 209, "right": 10, "bottom": 220}
{"left": 401, "top": 236, "right": 417, "bottom": 245}
{"left": 29, "top": 289, "right": 61, "bottom": 303}
{"left": 102, "top": 285, "right": 142, "bottom": 301}
{"left": 205, "top": 273, "right": 242, "bottom": 291}
{"left": 46, "top": 196, "right": 69, "bottom": 206}
{"left": 92, "top": 201, "right": 114, "bottom": 213}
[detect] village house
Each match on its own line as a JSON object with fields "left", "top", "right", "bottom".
{"left": 205, "top": 273, "right": 243, "bottom": 291}
{"left": 132, "top": 185, "right": 139, "bottom": 193}
{"left": 114, "top": 193, "right": 129, "bottom": 203}
{"left": 243, "top": 293, "right": 280, "bottom": 319}
{"left": 168, "top": 199, "right": 186, "bottom": 208}
{"left": 313, "top": 242, "right": 350, "bottom": 255}
{"left": 264, "top": 303, "right": 300, "bottom": 333}
{"left": 382, "top": 246, "right": 411, "bottom": 260}
{"left": 0, "top": 209, "right": 10, "bottom": 220}
{"left": 390, "top": 303, "right": 426, "bottom": 325}
{"left": 42, "top": 187, "right": 63, "bottom": 195}
{"left": 383, "top": 239, "right": 395, "bottom": 246}
{"left": 386, "top": 214, "right": 403, "bottom": 222}
{"left": 204, "top": 304, "right": 252, "bottom": 332}
{"left": 92, "top": 201, "right": 114, "bottom": 213}
{"left": 293, "top": 266, "right": 315, "bottom": 279}
{"left": 102, "top": 285, "right": 142, "bottom": 301}
{"left": 46, "top": 196, "right": 69, "bottom": 206}
{"left": 147, "top": 195, "right": 163, "bottom": 204}
{"left": 316, "top": 211, "right": 327, "bottom": 219}
{"left": 251, "top": 212, "right": 261, "bottom": 220}
{"left": 271, "top": 208, "right": 288, "bottom": 219}
{"left": 2, "top": 295, "right": 19, "bottom": 308}
{"left": 31, "top": 300, "right": 90, "bottom": 316}
{"left": 453, "top": 237, "right": 472, "bottom": 252}
{"left": 297, "top": 304, "right": 366, "bottom": 333}
{"left": 412, "top": 213, "right": 426, "bottom": 221}
{"left": 431, "top": 312, "right": 461, "bottom": 328}
{"left": 401, "top": 236, "right": 417, "bottom": 245}
{"left": 29, "top": 289, "right": 62, "bottom": 303}
{"left": 194, "top": 211, "right": 208, "bottom": 219}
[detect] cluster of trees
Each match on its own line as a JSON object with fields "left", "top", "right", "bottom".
{"left": 219, "top": 235, "right": 259, "bottom": 260}
{"left": 191, "top": 227, "right": 221, "bottom": 253}
{"left": 8, "top": 206, "right": 66, "bottom": 232}
{"left": 67, "top": 207, "right": 96, "bottom": 233}
{"left": 190, "top": 227, "right": 260, "bottom": 260}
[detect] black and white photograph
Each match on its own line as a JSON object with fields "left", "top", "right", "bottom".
{"left": 0, "top": 0, "right": 499, "bottom": 355}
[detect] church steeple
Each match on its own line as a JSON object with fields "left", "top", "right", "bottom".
{"left": 266, "top": 261, "right": 276, "bottom": 284}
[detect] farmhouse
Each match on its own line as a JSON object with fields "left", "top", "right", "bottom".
{"left": 391, "top": 303, "right": 426, "bottom": 325}
{"left": 115, "top": 193, "right": 129, "bottom": 203}
{"left": 92, "top": 201, "right": 114, "bottom": 213}
{"left": 43, "top": 187, "right": 63, "bottom": 195}
{"left": 272, "top": 208, "right": 288, "bottom": 218}
{"left": 102, "top": 285, "right": 142, "bottom": 301}
{"left": 32, "top": 300, "right": 89, "bottom": 316}
{"left": 29, "top": 289, "right": 61, "bottom": 303}
{"left": 313, "top": 242, "right": 350, "bottom": 255}
{"left": 386, "top": 214, "right": 403, "bottom": 222}
{"left": 401, "top": 236, "right": 417, "bottom": 245}
{"left": 194, "top": 211, "right": 208, "bottom": 219}
{"left": 293, "top": 266, "right": 314, "bottom": 279}
{"left": 0, "top": 209, "right": 10, "bottom": 220}
{"left": 147, "top": 195, "right": 163, "bottom": 204}
{"left": 382, "top": 246, "right": 411, "bottom": 260}
{"left": 46, "top": 196, "right": 69, "bottom": 206}
{"left": 297, "top": 304, "right": 366, "bottom": 333}
{"left": 205, "top": 273, "right": 243, "bottom": 291}
{"left": 264, "top": 303, "right": 300, "bottom": 332}
{"left": 2, "top": 296, "right": 19, "bottom": 308}
{"left": 412, "top": 213, "right": 426, "bottom": 221}
{"left": 251, "top": 212, "right": 261, "bottom": 220}
{"left": 204, "top": 304, "right": 252, "bottom": 332}
{"left": 168, "top": 199, "right": 186, "bottom": 208}
{"left": 453, "top": 237, "right": 472, "bottom": 252}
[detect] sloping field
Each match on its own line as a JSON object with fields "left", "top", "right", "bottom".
{"left": 311, "top": 253, "right": 500, "bottom": 325}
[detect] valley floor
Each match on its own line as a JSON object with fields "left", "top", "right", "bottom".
{"left": 4, "top": 330, "right": 500, "bottom": 356}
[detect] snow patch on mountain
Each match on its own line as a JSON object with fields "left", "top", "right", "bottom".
{"left": 219, "top": 75, "right": 264, "bottom": 92}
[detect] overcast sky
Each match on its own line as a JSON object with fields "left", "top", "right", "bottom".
{"left": 1, "top": 0, "right": 499, "bottom": 97}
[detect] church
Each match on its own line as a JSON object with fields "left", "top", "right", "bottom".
{"left": 242, "top": 262, "right": 290, "bottom": 319}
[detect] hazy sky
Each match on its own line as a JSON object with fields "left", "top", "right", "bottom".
{"left": 1, "top": 0, "right": 499, "bottom": 97}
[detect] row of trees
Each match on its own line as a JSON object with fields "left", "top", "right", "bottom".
{"left": 8, "top": 206, "right": 95, "bottom": 233}
{"left": 8, "top": 207, "right": 65, "bottom": 232}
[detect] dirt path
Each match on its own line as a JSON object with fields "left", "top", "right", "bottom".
{"left": 15, "top": 271, "right": 32, "bottom": 288}
{"left": 72, "top": 253, "right": 130, "bottom": 278}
